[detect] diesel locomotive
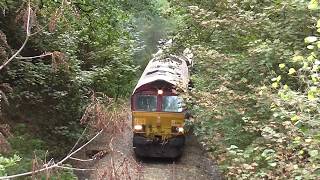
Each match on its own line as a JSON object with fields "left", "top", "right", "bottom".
{"left": 131, "top": 49, "right": 192, "bottom": 158}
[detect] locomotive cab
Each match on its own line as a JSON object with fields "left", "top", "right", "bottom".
{"left": 131, "top": 55, "right": 190, "bottom": 158}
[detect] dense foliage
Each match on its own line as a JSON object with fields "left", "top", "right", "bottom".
{"left": 0, "top": 0, "right": 169, "bottom": 178}
{"left": 169, "top": 0, "right": 320, "bottom": 179}
{"left": 1, "top": 0, "right": 320, "bottom": 179}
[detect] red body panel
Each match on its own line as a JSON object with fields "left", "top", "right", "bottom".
{"left": 131, "top": 80, "right": 177, "bottom": 111}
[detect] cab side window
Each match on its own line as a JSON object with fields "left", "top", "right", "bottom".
{"left": 136, "top": 95, "right": 157, "bottom": 112}
{"left": 162, "top": 96, "right": 183, "bottom": 112}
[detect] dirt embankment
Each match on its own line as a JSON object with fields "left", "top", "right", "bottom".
{"left": 73, "top": 111, "right": 221, "bottom": 180}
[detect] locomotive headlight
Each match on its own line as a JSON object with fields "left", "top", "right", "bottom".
{"left": 178, "top": 127, "right": 184, "bottom": 133}
{"left": 134, "top": 125, "right": 143, "bottom": 131}
{"left": 158, "top": 89, "right": 163, "bottom": 95}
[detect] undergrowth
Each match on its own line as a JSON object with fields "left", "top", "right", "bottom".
{"left": 3, "top": 123, "right": 77, "bottom": 179}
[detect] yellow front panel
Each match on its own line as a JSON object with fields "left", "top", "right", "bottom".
{"left": 132, "top": 111, "right": 185, "bottom": 139}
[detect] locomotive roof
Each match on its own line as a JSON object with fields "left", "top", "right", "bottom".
{"left": 133, "top": 54, "right": 189, "bottom": 94}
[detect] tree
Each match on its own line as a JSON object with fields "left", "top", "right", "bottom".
{"left": 169, "top": 0, "right": 320, "bottom": 178}
{"left": 0, "top": 0, "right": 160, "bottom": 177}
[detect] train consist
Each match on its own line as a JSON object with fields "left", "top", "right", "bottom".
{"left": 131, "top": 47, "right": 192, "bottom": 158}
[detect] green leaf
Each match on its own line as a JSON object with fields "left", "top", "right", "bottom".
{"left": 311, "top": 74, "right": 318, "bottom": 82}
{"left": 308, "top": 90, "right": 316, "bottom": 100}
{"left": 309, "top": 150, "right": 318, "bottom": 157}
{"left": 229, "top": 145, "right": 239, "bottom": 149}
{"left": 271, "top": 76, "right": 281, "bottom": 82}
{"left": 307, "top": 54, "right": 316, "bottom": 62}
{"left": 308, "top": 0, "right": 319, "bottom": 10}
{"left": 279, "top": 63, "right": 286, "bottom": 69}
{"left": 307, "top": 45, "right": 315, "bottom": 49}
{"left": 312, "top": 65, "right": 319, "bottom": 71}
{"left": 291, "top": 115, "right": 299, "bottom": 122}
{"left": 272, "top": 82, "right": 278, "bottom": 88}
{"left": 317, "top": 19, "right": 320, "bottom": 28}
{"left": 292, "top": 56, "right": 304, "bottom": 62}
{"left": 310, "top": 86, "right": 317, "bottom": 92}
{"left": 288, "top": 68, "right": 296, "bottom": 75}
{"left": 268, "top": 162, "right": 277, "bottom": 167}
{"left": 305, "top": 36, "right": 318, "bottom": 43}
{"left": 276, "top": 75, "right": 281, "bottom": 82}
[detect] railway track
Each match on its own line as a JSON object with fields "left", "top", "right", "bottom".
{"left": 73, "top": 111, "right": 221, "bottom": 180}
{"left": 137, "top": 135, "right": 220, "bottom": 180}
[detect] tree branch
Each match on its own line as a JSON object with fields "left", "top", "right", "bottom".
{"left": 0, "top": 0, "right": 65, "bottom": 70}
{"left": 0, "top": 0, "right": 31, "bottom": 71}
{"left": 0, "top": 35, "right": 29, "bottom": 71}
{"left": 67, "top": 127, "right": 88, "bottom": 155}
{"left": 55, "top": 165, "right": 95, "bottom": 171}
{"left": 15, "top": 53, "right": 53, "bottom": 60}
{"left": 0, "top": 129, "right": 103, "bottom": 179}
{"left": 69, "top": 157, "right": 94, "bottom": 162}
